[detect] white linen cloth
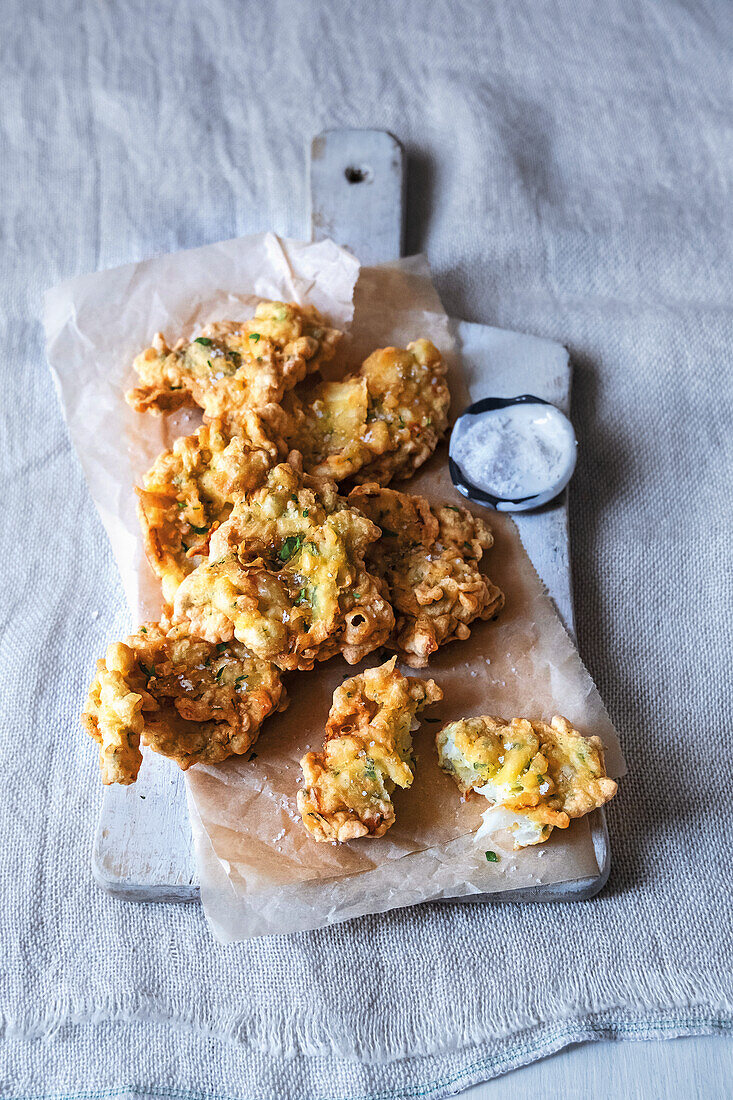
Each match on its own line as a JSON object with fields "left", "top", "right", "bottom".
{"left": 1, "top": 0, "right": 731, "bottom": 1096}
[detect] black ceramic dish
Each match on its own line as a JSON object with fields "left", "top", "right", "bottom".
{"left": 448, "top": 394, "right": 577, "bottom": 512}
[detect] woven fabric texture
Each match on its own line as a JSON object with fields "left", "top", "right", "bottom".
{"left": 1, "top": 0, "right": 731, "bottom": 1096}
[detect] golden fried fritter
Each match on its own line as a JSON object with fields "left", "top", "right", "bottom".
{"left": 280, "top": 339, "right": 449, "bottom": 484}
{"left": 349, "top": 485, "right": 504, "bottom": 666}
{"left": 436, "top": 715, "right": 617, "bottom": 849}
{"left": 298, "top": 657, "right": 443, "bottom": 842}
{"left": 137, "top": 420, "right": 278, "bottom": 603}
{"left": 126, "top": 300, "right": 342, "bottom": 432}
{"left": 82, "top": 621, "right": 286, "bottom": 784}
{"left": 82, "top": 645, "right": 145, "bottom": 785}
{"left": 172, "top": 463, "right": 395, "bottom": 671}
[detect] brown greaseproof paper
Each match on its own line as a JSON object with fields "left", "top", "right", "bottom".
{"left": 44, "top": 233, "right": 625, "bottom": 942}
{"left": 187, "top": 463, "right": 625, "bottom": 940}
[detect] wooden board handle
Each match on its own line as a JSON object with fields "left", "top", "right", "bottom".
{"left": 310, "top": 129, "right": 405, "bottom": 264}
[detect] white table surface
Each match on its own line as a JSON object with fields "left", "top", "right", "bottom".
{"left": 461, "top": 1036, "right": 732, "bottom": 1099}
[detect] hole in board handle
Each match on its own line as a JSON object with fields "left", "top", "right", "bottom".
{"left": 344, "top": 165, "right": 373, "bottom": 184}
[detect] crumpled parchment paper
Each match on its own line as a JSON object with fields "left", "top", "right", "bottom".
{"left": 44, "top": 233, "right": 625, "bottom": 941}
{"left": 45, "top": 232, "right": 360, "bottom": 620}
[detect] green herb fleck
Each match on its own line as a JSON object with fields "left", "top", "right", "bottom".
{"left": 190, "top": 524, "right": 208, "bottom": 535}
{"left": 294, "top": 588, "right": 309, "bottom": 606}
{"left": 194, "top": 337, "right": 212, "bottom": 346}
{"left": 446, "top": 505, "right": 460, "bottom": 512}
{"left": 215, "top": 666, "right": 226, "bottom": 682}
{"left": 216, "top": 642, "right": 228, "bottom": 654}
{"left": 139, "top": 662, "right": 155, "bottom": 678}
{"left": 249, "top": 333, "right": 261, "bottom": 342}
{"left": 278, "top": 534, "right": 303, "bottom": 562}
{"left": 139, "top": 627, "right": 147, "bottom": 634}
{"left": 363, "top": 758, "right": 377, "bottom": 780}
{"left": 485, "top": 850, "right": 499, "bottom": 863}
{"left": 302, "top": 509, "right": 309, "bottom": 517}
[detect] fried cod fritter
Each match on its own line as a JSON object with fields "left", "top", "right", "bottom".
{"left": 137, "top": 420, "right": 278, "bottom": 603}
{"left": 280, "top": 339, "right": 449, "bottom": 484}
{"left": 349, "top": 485, "right": 504, "bottom": 666}
{"left": 297, "top": 657, "right": 443, "bottom": 842}
{"left": 82, "top": 621, "right": 286, "bottom": 784}
{"left": 126, "top": 300, "right": 342, "bottom": 432}
{"left": 172, "top": 462, "right": 395, "bottom": 671}
{"left": 436, "top": 715, "right": 617, "bottom": 849}
{"left": 82, "top": 648, "right": 145, "bottom": 785}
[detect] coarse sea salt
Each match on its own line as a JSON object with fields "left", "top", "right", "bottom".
{"left": 450, "top": 400, "right": 577, "bottom": 510}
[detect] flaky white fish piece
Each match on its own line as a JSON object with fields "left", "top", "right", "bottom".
{"left": 436, "top": 714, "right": 617, "bottom": 849}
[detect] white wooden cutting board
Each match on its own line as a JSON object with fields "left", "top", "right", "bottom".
{"left": 93, "top": 130, "right": 608, "bottom": 902}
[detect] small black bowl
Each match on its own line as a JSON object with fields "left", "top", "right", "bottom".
{"left": 448, "top": 394, "right": 577, "bottom": 512}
